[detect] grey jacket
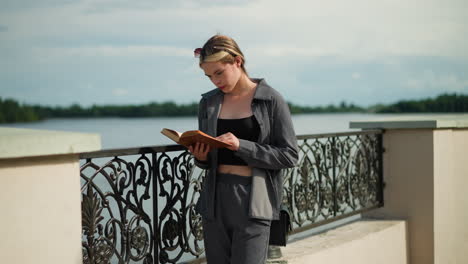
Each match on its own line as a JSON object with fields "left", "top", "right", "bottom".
{"left": 195, "top": 78, "right": 298, "bottom": 220}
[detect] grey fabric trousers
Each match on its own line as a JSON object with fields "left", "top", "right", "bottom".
{"left": 202, "top": 173, "right": 271, "bottom": 264}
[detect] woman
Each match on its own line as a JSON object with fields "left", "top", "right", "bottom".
{"left": 188, "top": 34, "right": 298, "bottom": 264}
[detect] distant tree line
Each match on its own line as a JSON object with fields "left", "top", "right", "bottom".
{"left": 1, "top": 93, "right": 467, "bottom": 124}
{"left": 288, "top": 101, "right": 365, "bottom": 114}
{"left": 0, "top": 98, "right": 41, "bottom": 123}
{"left": 373, "top": 93, "right": 468, "bottom": 113}
{"left": 30, "top": 102, "right": 199, "bottom": 119}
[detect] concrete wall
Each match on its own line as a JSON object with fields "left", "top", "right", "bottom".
{"left": 364, "top": 128, "right": 468, "bottom": 264}
{"left": 0, "top": 155, "right": 83, "bottom": 263}
{"left": 282, "top": 220, "right": 408, "bottom": 264}
{"left": 352, "top": 116, "right": 468, "bottom": 264}
{"left": 452, "top": 129, "right": 468, "bottom": 263}
{"left": 365, "top": 129, "right": 434, "bottom": 264}
{"left": 433, "top": 129, "right": 468, "bottom": 264}
{"left": 0, "top": 127, "right": 100, "bottom": 264}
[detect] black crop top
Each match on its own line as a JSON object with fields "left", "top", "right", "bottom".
{"left": 217, "top": 115, "right": 260, "bottom": 166}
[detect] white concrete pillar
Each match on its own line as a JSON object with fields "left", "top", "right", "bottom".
{"left": 0, "top": 128, "right": 101, "bottom": 264}
{"left": 351, "top": 115, "right": 468, "bottom": 264}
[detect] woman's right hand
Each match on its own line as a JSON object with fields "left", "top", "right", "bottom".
{"left": 188, "top": 142, "right": 211, "bottom": 162}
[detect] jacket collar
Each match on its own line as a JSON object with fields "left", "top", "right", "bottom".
{"left": 201, "top": 78, "right": 273, "bottom": 101}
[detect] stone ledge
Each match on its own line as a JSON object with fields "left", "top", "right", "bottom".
{"left": 350, "top": 114, "right": 468, "bottom": 130}
{"left": 275, "top": 219, "right": 407, "bottom": 264}
{"left": 0, "top": 127, "right": 101, "bottom": 159}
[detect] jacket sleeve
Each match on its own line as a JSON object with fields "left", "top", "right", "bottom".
{"left": 235, "top": 94, "right": 298, "bottom": 170}
{"left": 194, "top": 98, "right": 211, "bottom": 169}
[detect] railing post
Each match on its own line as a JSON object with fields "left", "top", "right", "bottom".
{"left": 332, "top": 136, "right": 337, "bottom": 217}
{"left": 377, "top": 132, "right": 385, "bottom": 207}
{"left": 152, "top": 152, "right": 159, "bottom": 264}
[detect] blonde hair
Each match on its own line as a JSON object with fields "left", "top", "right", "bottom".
{"left": 199, "top": 35, "right": 248, "bottom": 75}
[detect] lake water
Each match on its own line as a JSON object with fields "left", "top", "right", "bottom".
{"left": 1, "top": 113, "right": 407, "bottom": 149}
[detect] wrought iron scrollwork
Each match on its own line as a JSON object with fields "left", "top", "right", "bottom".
{"left": 155, "top": 150, "right": 205, "bottom": 263}
{"left": 285, "top": 132, "right": 383, "bottom": 232}
{"left": 81, "top": 154, "right": 156, "bottom": 264}
{"left": 80, "top": 130, "right": 383, "bottom": 263}
{"left": 80, "top": 147, "right": 206, "bottom": 264}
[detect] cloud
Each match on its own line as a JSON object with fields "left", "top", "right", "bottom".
{"left": 77, "top": 0, "right": 255, "bottom": 14}
{"left": 112, "top": 88, "right": 129, "bottom": 96}
{"left": 0, "top": 0, "right": 77, "bottom": 12}
{"left": 351, "top": 73, "right": 361, "bottom": 80}
{"left": 4, "top": 0, "right": 467, "bottom": 61}
{"left": 1, "top": 0, "right": 467, "bottom": 107}
{"left": 29, "top": 45, "right": 192, "bottom": 60}
{"left": 404, "top": 71, "right": 468, "bottom": 93}
{"left": 0, "top": 25, "right": 8, "bottom": 32}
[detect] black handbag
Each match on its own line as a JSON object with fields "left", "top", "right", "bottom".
{"left": 268, "top": 206, "right": 292, "bottom": 246}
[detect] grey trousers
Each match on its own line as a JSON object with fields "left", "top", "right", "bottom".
{"left": 202, "top": 173, "right": 271, "bottom": 264}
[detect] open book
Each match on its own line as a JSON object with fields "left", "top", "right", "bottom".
{"left": 161, "top": 128, "right": 232, "bottom": 149}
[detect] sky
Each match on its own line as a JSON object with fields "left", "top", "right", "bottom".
{"left": 1, "top": 0, "right": 467, "bottom": 107}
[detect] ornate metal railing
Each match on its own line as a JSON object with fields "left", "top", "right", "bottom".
{"left": 80, "top": 130, "right": 383, "bottom": 264}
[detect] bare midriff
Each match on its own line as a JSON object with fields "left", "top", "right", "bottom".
{"left": 217, "top": 164, "right": 252, "bottom": 177}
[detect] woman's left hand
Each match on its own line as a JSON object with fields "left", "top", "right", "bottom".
{"left": 216, "top": 132, "right": 240, "bottom": 151}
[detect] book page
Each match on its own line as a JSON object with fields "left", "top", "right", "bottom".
{"left": 179, "top": 130, "right": 232, "bottom": 148}
{"left": 161, "top": 128, "right": 182, "bottom": 144}
{"left": 162, "top": 128, "right": 232, "bottom": 148}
